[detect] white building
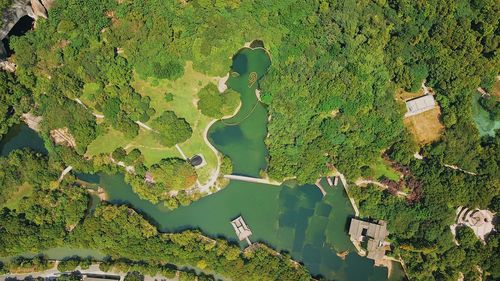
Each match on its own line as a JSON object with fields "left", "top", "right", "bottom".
{"left": 405, "top": 95, "right": 436, "bottom": 117}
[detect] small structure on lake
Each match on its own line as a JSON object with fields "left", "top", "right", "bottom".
{"left": 231, "top": 216, "right": 253, "bottom": 245}
{"left": 348, "top": 218, "right": 389, "bottom": 260}
{"left": 405, "top": 95, "right": 436, "bottom": 117}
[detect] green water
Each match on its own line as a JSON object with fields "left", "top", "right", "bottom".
{"left": 209, "top": 48, "right": 270, "bottom": 176}
{"left": 0, "top": 124, "right": 48, "bottom": 156}
{"left": 472, "top": 94, "right": 499, "bottom": 136}
{"left": 103, "top": 174, "right": 394, "bottom": 280}
{"left": 102, "top": 48, "right": 400, "bottom": 280}
{"left": 0, "top": 48, "right": 406, "bottom": 280}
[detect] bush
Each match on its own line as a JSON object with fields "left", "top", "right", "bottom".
{"left": 57, "top": 258, "right": 80, "bottom": 272}
{"left": 151, "top": 111, "right": 192, "bottom": 147}
{"left": 197, "top": 83, "right": 240, "bottom": 119}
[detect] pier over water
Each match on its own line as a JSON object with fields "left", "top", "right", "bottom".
{"left": 230, "top": 216, "right": 253, "bottom": 246}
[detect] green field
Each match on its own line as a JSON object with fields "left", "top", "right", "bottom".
{"left": 85, "top": 62, "right": 222, "bottom": 184}
{"left": 2, "top": 183, "right": 33, "bottom": 210}
{"left": 370, "top": 157, "right": 401, "bottom": 181}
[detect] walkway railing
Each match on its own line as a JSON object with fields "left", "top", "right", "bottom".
{"left": 223, "top": 174, "right": 282, "bottom": 186}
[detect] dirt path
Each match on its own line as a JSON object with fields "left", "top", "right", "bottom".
{"left": 135, "top": 121, "right": 157, "bottom": 132}
{"left": 444, "top": 164, "right": 477, "bottom": 176}
{"left": 218, "top": 74, "right": 229, "bottom": 93}
{"left": 355, "top": 179, "right": 408, "bottom": 197}
{"left": 2, "top": 263, "right": 176, "bottom": 281}
{"left": 175, "top": 144, "right": 188, "bottom": 160}
{"left": 21, "top": 112, "right": 43, "bottom": 131}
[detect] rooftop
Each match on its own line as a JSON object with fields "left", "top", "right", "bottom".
{"left": 348, "top": 219, "right": 389, "bottom": 260}
{"left": 405, "top": 95, "right": 436, "bottom": 117}
{"left": 231, "top": 216, "right": 252, "bottom": 244}
{"left": 190, "top": 154, "right": 203, "bottom": 166}
{"left": 349, "top": 219, "right": 388, "bottom": 241}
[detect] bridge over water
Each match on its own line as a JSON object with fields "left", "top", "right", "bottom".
{"left": 223, "top": 174, "right": 282, "bottom": 186}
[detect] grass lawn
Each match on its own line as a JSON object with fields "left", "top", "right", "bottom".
{"left": 86, "top": 61, "right": 221, "bottom": 184}
{"left": 370, "top": 157, "right": 401, "bottom": 181}
{"left": 86, "top": 128, "right": 129, "bottom": 157}
{"left": 2, "top": 183, "right": 33, "bottom": 210}
{"left": 80, "top": 82, "right": 101, "bottom": 108}
{"left": 395, "top": 88, "right": 425, "bottom": 103}
{"left": 491, "top": 79, "right": 500, "bottom": 102}
{"left": 396, "top": 87, "right": 444, "bottom": 145}
{"left": 404, "top": 107, "right": 444, "bottom": 144}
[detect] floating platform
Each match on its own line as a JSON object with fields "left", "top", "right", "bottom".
{"left": 231, "top": 216, "right": 252, "bottom": 245}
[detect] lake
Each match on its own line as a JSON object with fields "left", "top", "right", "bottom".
{"left": 0, "top": 47, "right": 405, "bottom": 280}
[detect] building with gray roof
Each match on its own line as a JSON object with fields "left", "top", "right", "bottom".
{"left": 348, "top": 218, "right": 389, "bottom": 260}
{"left": 405, "top": 95, "right": 436, "bottom": 117}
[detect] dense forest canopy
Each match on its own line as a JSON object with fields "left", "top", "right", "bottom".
{"left": 0, "top": 150, "right": 311, "bottom": 280}
{"left": 0, "top": 0, "right": 498, "bottom": 280}
{"left": 4, "top": 0, "right": 498, "bottom": 181}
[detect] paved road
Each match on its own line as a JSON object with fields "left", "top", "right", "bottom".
{"left": 1, "top": 263, "right": 178, "bottom": 281}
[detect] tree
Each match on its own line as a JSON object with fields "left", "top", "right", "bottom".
{"left": 150, "top": 158, "right": 197, "bottom": 190}
{"left": 197, "top": 83, "right": 240, "bottom": 119}
{"left": 57, "top": 258, "right": 81, "bottom": 272}
{"left": 112, "top": 147, "right": 127, "bottom": 162}
{"left": 456, "top": 227, "right": 478, "bottom": 248}
{"left": 124, "top": 271, "right": 144, "bottom": 281}
{"left": 151, "top": 111, "right": 192, "bottom": 147}
{"left": 0, "top": 72, "right": 32, "bottom": 140}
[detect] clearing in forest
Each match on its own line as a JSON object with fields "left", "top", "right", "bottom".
{"left": 395, "top": 88, "right": 425, "bottom": 102}
{"left": 369, "top": 157, "right": 400, "bottom": 181}
{"left": 491, "top": 78, "right": 500, "bottom": 101}
{"left": 404, "top": 107, "right": 444, "bottom": 144}
{"left": 2, "top": 183, "right": 33, "bottom": 209}
{"left": 86, "top": 62, "right": 221, "bottom": 184}
{"left": 397, "top": 87, "right": 444, "bottom": 145}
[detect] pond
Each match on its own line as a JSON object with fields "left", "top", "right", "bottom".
{"left": 102, "top": 174, "right": 400, "bottom": 281}
{"left": 0, "top": 123, "right": 47, "bottom": 156}
{"left": 208, "top": 48, "right": 271, "bottom": 176}
{"left": 472, "top": 94, "right": 499, "bottom": 137}
{"left": 0, "top": 47, "right": 406, "bottom": 280}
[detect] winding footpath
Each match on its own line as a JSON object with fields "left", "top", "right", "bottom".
{"left": 355, "top": 179, "right": 409, "bottom": 197}
{"left": 73, "top": 97, "right": 220, "bottom": 191}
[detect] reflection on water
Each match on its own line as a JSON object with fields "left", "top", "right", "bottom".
{"left": 0, "top": 46, "right": 406, "bottom": 280}
{"left": 472, "top": 94, "right": 499, "bottom": 137}
{"left": 101, "top": 173, "right": 395, "bottom": 280}
{"left": 0, "top": 124, "right": 47, "bottom": 156}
